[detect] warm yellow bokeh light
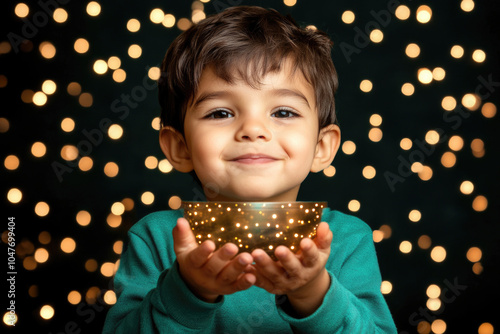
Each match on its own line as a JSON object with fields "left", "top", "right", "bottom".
{"left": 163, "top": 14, "right": 176, "bottom": 28}
{"left": 323, "top": 165, "right": 336, "bottom": 177}
{"left": 3, "top": 310, "right": 18, "bottom": 326}
{"left": 150, "top": 8, "right": 165, "bottom": 23}
{"left": 395, "top": 5, "right": 410, "bottom": 20}
{"left": 111, "top": 202, "right": 125, "bottom": 216}
{"left": 432, "top": 67, "right": 446, "bottom": 81}
{"left": 4, "top": 155, "right": 20, "bottom": 170}
{"left": 104, "top": 290, "right": 117, "bottom": 305}
{"left": 158, "top": 159, "right": 173, "bottom": 173}
{"left": 76, "top": 210, "right": 91, "bottom": 226}
{"left": 431, "top": 319, "right": 446, "bottom": 334}
{"left": 168, "top": 196, "right": 182, "bottom": 210}
{"left": 462, "top": 93, "right": 481, "bottom": 110}
{"left": 405, "top": 43, "right": 420, "bottom": 58}
{"left": 460, "top": 180, "right": 474, "bottom": 195}
{"left": 33, "top": 91, "right": 48, "bottom": 106}
{"left": 400, "top": 138, "right": 412, "bottom": 150}
{"left": 369, "top": 114, "right": 382, "bottom": 127}
{"left": 360, "top": 79, "right": 373, "bottom": 92}
{"left": 104, "top": 162, "right": 119, "bottom": 177}
{"left": 53, "top": 8, "right": 68, "bottom": 23}
{"left": 108, "top": 124, "right": 124, "bottom": 140}
{"left": 426, "top": 284, "right": 441, "bottom": 298}
{"left": 441, "top": 152, "right": 456, "bottom": 168}
{"left": 368, "top": 128, "right": 382, "bottom": 142}
{"left": 177, "top": 18, "right": 192, "bottom": 31}
{"left": 40, "top": 41, "right": 56, "bottom": 59}
{"left": 34, "top": 248, "right": 49, "bottom": 263}
{"left": 370, "top": 29, "right": 383, "bottom": 43}
{"left": 348, "top": 199, "right": 360, "bottom": 212}
{"left": 61, "top": 237, "right": 76, "bottom": 253}
{"left": 127, "top": 18, "right": 141, "bottom": 32}
{"left": 141, "top": 191, "right": 155, "bottom": 205}
{"left": 472, "top": 195, "right": 488, "bottom": 212}
{"left": 430, "top": 246, "right": 446, "bottom": 262}
{"left": 341, "top": 10, "right": 355, "bottom": 24}
{"left": 100, "top": 262, "right": 115, "bottom": 277}
{"left": 400, "top": 83, "right": 415, "bottom": 96}
{"left": 107, "top": 56, "right": 121, "bottom": 70}
{"left": 61, "top": 145, "right": 79, "bottom": 161}
{"left": 86, "top": 1, "right": 101, "bottom": 16}
{"left": 466, "top": 247, "right": 482, "bottom": 262}
{"left": 418, "top": 68, "right": 433, "bottom": 84}
{"left": 152, "top": 117, "right": 161, "bottom": 131}
{"left": 448, "top": 135, "right": 464, "bottom": 151}
{"left": 61, "top": 118, "right": 75, "bottom": 132}
{"left": 7, "top": 188, "right": 22, "bottom": 204}
{"left": 441, "top": 96, "right": 457, "bottom": 111}
{"left": 426, "top": 298, "right": 442, "bottom": 311}
{"left": 67, "top": 82, "right": 82, "bottom": 96}
{"left": 418, "top": 166, "right": 433, "bottom": 181}
{"left": 478, "top": 322, "right": 494, "bottom": 334}
{"left": 425, "top": 130, "right": 440, "bottom": 145}
{"left": 192, "top": 10, "right": 206, "bottom": 24}
{"left": 451, "top": 45, "right": 464, "bottom": 59}
{"left": 342, "top": 141, "right": 356, "bottom": 155}
{"left": 418, "top": 235, "right": 432, "bottom": 249}
{"left": 409, "top": 209, "right": 421, "bottom": 222}
{"left": 399, "top": 241, "right": 412, "bottom": 253}
{"left": 40, "top": 305, "right": 55, "bottom": 320}
{"left": 145, "top": 156, "right": 159, "bottom": 169}
{"left": 113, "top": 240, "right": 123, "bottom": 254}
{"left": 128, "top": 44, "right": 142, "bottom": 59}
{"left": 284, "top": 0, "right": 297, "bottom": 6}
{"left": 472, "top": 49, "right": 486, "bottom": 63}
{"left": 461, "top": 0, "right": 475, "bottom": 12}
{"left": 362, "top": 166, "right": 376, "bottom": 179}
{"left": 42, "top": 80, "right": 57, "bottom": 95}
{"left": 107, "top": 213, "right": 122, "bottom": 228}
{"left": 15, "top": 3, "right": 29, "bottom": 18}
{"left": 79, "top": 156, "right": 93, "bottom": 172}
{"left": 416, "top": 5, "right": 432, "bottom": 23}
{"left": 68, "top": 291, "right": 82, "bottom": 305}
{"left": 93, "top": 59, "right": 108, "bottom": 74}
{"left": 148, "top": 67, "right": 161, "bottom": 80}
{"left": 481, "top": 102, "right": 497, "bottom": 118}
{"left": 74, "top": 38, "right": 90, "bottom": 54}
{"left": 79, "top": 92, "right": 93, "bottom": 107}
{"left": 113, "top": 69, "right": 126, "bottom": 83}
{"left": 32, "top": 141, "right": 47, "bottom": 157}
{"left": 380, "top": 281, "right": 393, "bottom": 294}
{"left": 35, "top": 202, "right": 50, "bottom": 217}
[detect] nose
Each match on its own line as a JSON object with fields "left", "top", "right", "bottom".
{"left": 235, "top": 116, "right": 272, "bottom": 142}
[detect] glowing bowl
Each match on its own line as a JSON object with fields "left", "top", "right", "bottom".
{"left": 182, "top": 201, "right": 327, "bottom": 259}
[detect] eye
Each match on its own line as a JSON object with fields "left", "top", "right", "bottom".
{"left": 205, "top": 109, "right": 234, "bottom": 119}
{"left": 271, "top": 107, "right": 299, "bottom": 118}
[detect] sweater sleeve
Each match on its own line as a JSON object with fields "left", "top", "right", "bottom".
{"left": 103, "top": 230, "right": 224, "bottom": 333}
{"left": 276, "top": 224, "right": 397, "bottom": 333}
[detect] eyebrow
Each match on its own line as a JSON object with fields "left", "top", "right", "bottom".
{"left": 191, "top": 88, "right": 311, "bottom": 109}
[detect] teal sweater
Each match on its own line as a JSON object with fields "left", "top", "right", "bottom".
{"left": 103, "top": 209, "right": 397, "bottom": 333}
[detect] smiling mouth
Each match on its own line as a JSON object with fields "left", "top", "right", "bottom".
{"left": 231, "top": 154, "right": 278, "bottom": 164}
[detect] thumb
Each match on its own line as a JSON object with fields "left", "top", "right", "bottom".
{"left": 315, "top": 222, "right": 333, "bottom": 250}
{"left": 173, "top": 217, "right": 198, "bottom": 255}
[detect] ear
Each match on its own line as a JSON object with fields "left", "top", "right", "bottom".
{"left": 159, "top": 126, "right": 194, "bottom": 173}
{"left": 311, "top": 124, "right": 341, "bottom": 173}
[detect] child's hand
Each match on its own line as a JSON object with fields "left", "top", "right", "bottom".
{"left": 173, "top": 218, "right": 256, "bottom": 303}
{"left": 249, "top": 222, "right": 332, "bottom": 316}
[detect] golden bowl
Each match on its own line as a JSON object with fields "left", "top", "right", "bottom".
{"left": 182, "top": 201, "right": 327, "bottom": 259}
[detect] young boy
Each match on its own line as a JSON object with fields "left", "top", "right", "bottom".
{"left": 104, "top": 6, "right": 397, "bottom": 333}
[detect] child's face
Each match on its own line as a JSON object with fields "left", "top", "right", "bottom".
{"left": 169, "top": 60, "right": 339, "bottom": 202}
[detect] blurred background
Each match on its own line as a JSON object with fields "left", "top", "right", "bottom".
{"left": 1, "top": 0, "right": 499, "bottom": 333}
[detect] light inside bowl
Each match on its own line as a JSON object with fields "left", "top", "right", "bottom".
{"left": 182, "top": 201, "right": 327, "bottom": 259}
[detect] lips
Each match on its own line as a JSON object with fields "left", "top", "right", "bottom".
{"left": 230, "top": 154, "right": 278, "bottom": 164}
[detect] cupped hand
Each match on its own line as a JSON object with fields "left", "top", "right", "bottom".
{"left": 248, "top": 222, "right": 333, "bottom": 315}
{"left": 173, "top": 218, "right": 257, "bottom": 302}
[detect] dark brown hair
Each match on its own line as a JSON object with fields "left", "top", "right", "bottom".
{"left": 158, "top": 5, "right": 338, "bottom": 134}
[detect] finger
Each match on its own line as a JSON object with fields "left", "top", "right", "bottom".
{"left": 299, "top": 237, "right": 319, "bottom": 267}
{"left": 252, "top": 249, "right": 287, "bottom": 282}
{"left": 315, "top": 222, "right": 333, "bottom": 250}
{"left": 232, "top": 272, "right": 257, "bottom": 291}
{"left": 274, "top": 246, "right": 302, "bottom": 278}
{"left": 173, "top": 218, "right": 198, "bottom": 255}
{"left": 217, "top": 252, "right": 253, "bottom": 285}
{"left": 202, "top": 243, "right": 239, "bottom": 277}
{"left": 188, "top": 239, "right": 216, "bottom": 268}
